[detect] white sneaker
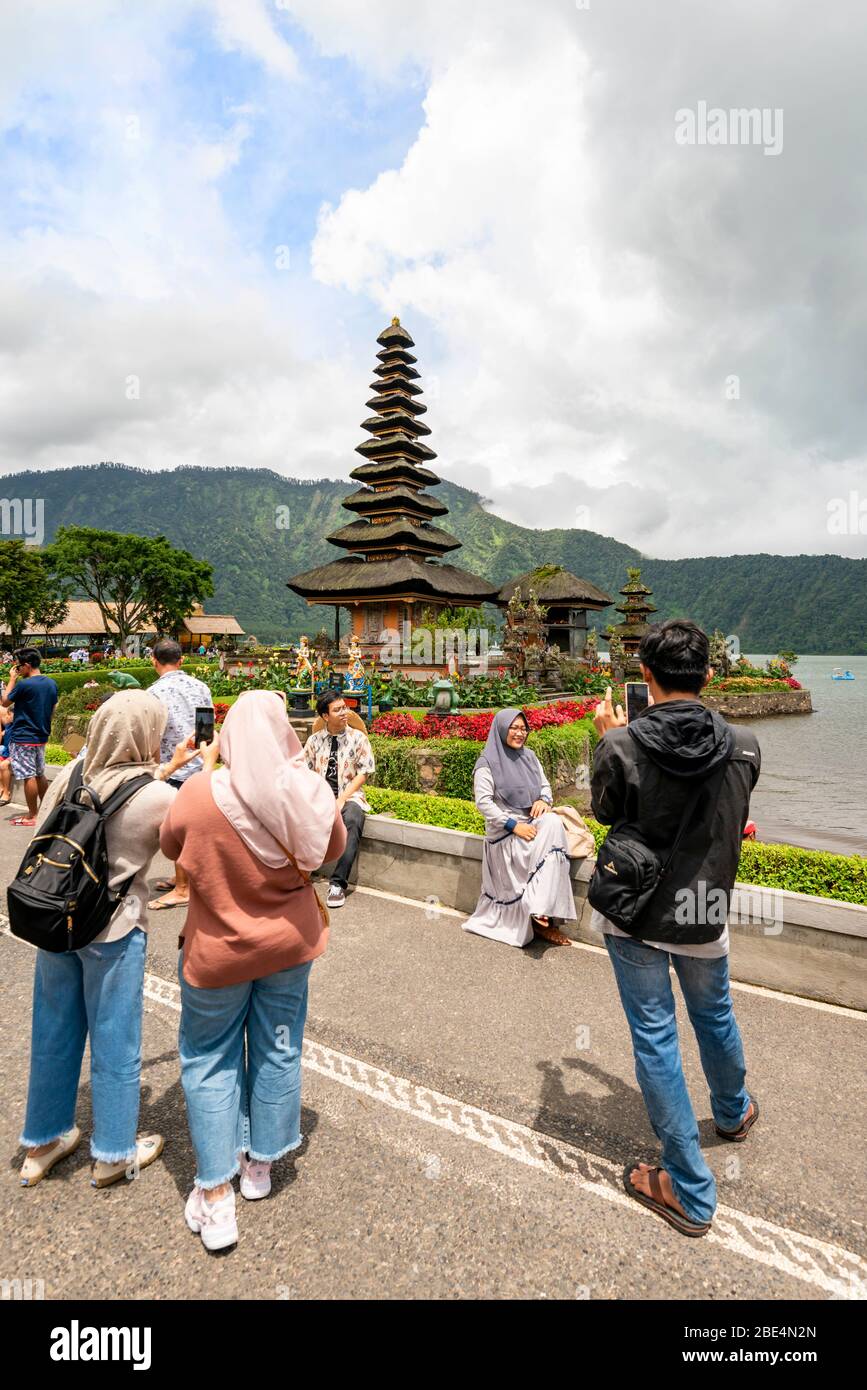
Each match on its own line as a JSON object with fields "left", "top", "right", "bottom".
{"left": 327, "top": 884, "right": 345, "bottom": 908}
{"left": 239, "top": 1153, "right": 272, "bottom": 1200}
{"left": 185, "top": 1184, "right": 238, "bottom": 1251}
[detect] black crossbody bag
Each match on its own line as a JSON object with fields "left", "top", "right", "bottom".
{"left": 588, "top": 760, "right": 729, "bottom": 935}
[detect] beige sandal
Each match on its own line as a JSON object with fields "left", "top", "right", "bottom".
{"left": 91, "top": 1133, "right": 165, "bottom": 1188}
{"left": 19, "top": 1127, "right": 81, "bottom": 1186}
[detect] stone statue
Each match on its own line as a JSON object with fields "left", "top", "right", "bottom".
{"left": 606, "top": 632, "right": 626, "bottom": 681}
{"left": 293, "top": 635, "right": 314, "bottom": 690}
{"left": 345, "top": 634, "right": 366, "bottom": 692}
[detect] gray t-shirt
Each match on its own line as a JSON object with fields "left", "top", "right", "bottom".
{"left": 591, "top": 907, "right": 729, "bottom": 958}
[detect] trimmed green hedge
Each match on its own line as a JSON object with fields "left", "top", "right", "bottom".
{"left": 364, "top": 787, "right": 867, "bottom": 907}
{"left": 41, "top": 665, "right": 158, "bottom": 695}
{"left": 45, "top": 744, "right": 72, "bottom": 764}
{"left": 366, "top": 786, "right": 485, "bottom": 834}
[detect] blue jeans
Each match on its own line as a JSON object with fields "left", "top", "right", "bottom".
{"left": 605, "top": 934, "right": 750, "bottom": 1225}
{"left": 20, "top": 927, "right": 148, "bottom": 1163}
{"left": 178, "top": 956, "right": 312, "bottom": 1188}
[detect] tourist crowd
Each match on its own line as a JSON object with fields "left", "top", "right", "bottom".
{"left": 12, "top": 620, "right": 760, "bottom": 1250}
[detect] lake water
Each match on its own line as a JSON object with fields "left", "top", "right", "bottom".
{"left": 735, "top": 655, "right": 867, "bottom": 856}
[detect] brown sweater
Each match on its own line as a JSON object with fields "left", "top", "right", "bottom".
{"left": 159, "top": 772, "right": 347, "bottom": 988}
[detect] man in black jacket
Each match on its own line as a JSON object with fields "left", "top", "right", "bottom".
{"left": 591, "top": 619, "right": 760, "bottom": 1237}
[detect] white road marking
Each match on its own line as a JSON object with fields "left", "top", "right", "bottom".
{"left": 141, "top": 969, "right": 866, "bottom": 1300}
{"left": 352, "top": 885, "right": 867, "bottom": 1020}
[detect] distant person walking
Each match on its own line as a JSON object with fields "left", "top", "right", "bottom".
{"left": 1, "top": 649, "right": 59, "bottom": 827}
{"left": 590, "top": 619, "right": 761, "bottom": 1237}
{"left": 304, "top": 691, "right": 375, "bottom": 908}
{"left": 160, "top": 691, "right": 346, "bottom": 1251}
{"left": 147, "top": 637, "right": 213, "bottom": 911}
{"left": 18, "top": 691, "right": 200, "bottom": 1189}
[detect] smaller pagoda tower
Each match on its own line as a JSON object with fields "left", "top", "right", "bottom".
{"left": 606, "top": 567, "right": 657, "bottom": 667}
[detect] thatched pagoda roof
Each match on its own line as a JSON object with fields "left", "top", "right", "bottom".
{"left": 341, "top": 485, "right": 447, "bottom": 518}
{"left": 497, "top": 566, "right": 613, "bottom": 609}
{"left": 288, "top": 555, "right": 498, "bottom": 604}
{"left": 327, "top": 518, "right": 461, "bottom": 553}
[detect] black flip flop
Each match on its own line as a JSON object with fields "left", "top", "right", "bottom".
{"left": 715, "top": 1095, "right": 760, "bottom": 1143}
{"left": 622, "top": 1163, "right": 711, "bottom": 1239}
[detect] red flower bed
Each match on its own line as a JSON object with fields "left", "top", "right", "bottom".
{"left": 213, "top": 702, "right": 231, "bottom": 726}
{"left": 370, "top": 700, "right": 594, "bottom": 741}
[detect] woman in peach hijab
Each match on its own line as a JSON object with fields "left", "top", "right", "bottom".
{"left": 159, "top": 691, "right": 346, "bottom": 1252}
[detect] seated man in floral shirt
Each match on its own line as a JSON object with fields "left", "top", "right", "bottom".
{"left": 304, "top": 690, "right": 376, "bottom": 907}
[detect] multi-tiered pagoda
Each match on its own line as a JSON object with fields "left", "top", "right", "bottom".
{"left": 607, "top": 566, "right": 658, "bottom": 660}
{"left": 288, "top": 318, "right": 497, "bottom": 658}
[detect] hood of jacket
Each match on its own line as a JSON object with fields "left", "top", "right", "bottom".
{"left": 626, "top": 699, "right": 735, "bottom": 779}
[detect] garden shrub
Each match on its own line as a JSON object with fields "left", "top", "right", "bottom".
{"left": 363, "top": 790, "right": 866, "bottom": 907}
{"left": 366, "top": 786, "right": 485, "bottom": 834}
{"left": 45, "top": 744, "right": 72, "bottom": 764}
{"left": 38, "top": 666, "right": 158, "bottom": 696}
{"left": 368, "top": 737, "right": 423, "bottom": 794}
{"left": 50, "top": 683, "right": 114, "bottom": 741}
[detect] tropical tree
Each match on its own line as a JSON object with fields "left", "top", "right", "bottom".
{"left": 45, "top": 527, "right": 214, "bottom": 651}
{"left": 0, "top": 540, "right": 70, "bottom": 647}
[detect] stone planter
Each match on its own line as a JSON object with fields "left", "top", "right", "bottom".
{"left": 701, "top": 689, "right": 812, "bottom": 719}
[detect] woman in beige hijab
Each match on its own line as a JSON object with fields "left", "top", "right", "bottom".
{"left": 19, "top": 690, "right": 202, "bottom": 1191}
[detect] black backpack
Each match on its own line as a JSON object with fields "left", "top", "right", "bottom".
{"left": 7, "top": 762, "right": 153, "bottom": 952}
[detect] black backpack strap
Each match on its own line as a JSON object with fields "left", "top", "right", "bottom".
{"left": 67, "top": 760, "right": 84, "bottom": 799}
{"left": 100, "top": 774, "right": 155, "bottom": 820}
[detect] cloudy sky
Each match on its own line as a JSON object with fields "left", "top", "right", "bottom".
{"left": 1, "top": 0, "right": 865, "bottom": 559}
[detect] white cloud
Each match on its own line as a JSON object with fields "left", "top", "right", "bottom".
{"left": 307, "top": 0, "right": 867, "bottom": 559}
{"left": 209, "top": 0, "right": 299, "bottom": 82}
{"left": 0, "top": 0, "right": 865, "bottom": 563}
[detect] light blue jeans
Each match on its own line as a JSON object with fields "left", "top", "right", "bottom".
{"left": 178, "top": 956, "right": 312, "bottom": 1188}
{"left": 20, "top": 927, "right": 148, "bottom": 1163}
{"left": 605, "top": 934, "right": 750, "bottom": 1225}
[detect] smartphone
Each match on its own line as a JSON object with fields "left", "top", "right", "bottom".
{"left": 624, "top": 681, "right": 650, "bottom": 723}
{"left": 194, "top": 706, "right": 215, "bottom": 745}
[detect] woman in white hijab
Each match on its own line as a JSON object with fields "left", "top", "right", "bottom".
{"left": 462, "top": 709, "right": 577, "bottom": 948}
{"left": 19, "top": 691, "right": 199, "bottom": 1190}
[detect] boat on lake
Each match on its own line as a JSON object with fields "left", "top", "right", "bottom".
{"left": 831, "top": 667, "right": 855, "bottom": 680}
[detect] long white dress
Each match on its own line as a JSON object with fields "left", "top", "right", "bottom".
{"left": 461, "top": 765, "right": 578, "bottom": 948}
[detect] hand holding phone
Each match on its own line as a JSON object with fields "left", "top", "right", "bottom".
{"left": 194, "top": 706, "right": 216, "bottom": 746}
{"left": 624, "top": 682, "right": 650, "bottom": 723}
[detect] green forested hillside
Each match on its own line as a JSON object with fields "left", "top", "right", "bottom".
{"left": 4, "top": 464, "right": 864, "bottom": 652}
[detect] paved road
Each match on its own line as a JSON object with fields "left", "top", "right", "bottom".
{"left": 1, "top": 794, "right": 865, "bottom": 1301}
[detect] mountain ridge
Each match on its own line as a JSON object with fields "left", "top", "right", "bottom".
{"left": 2, "top": 464, "right": 864, "bottom": 652}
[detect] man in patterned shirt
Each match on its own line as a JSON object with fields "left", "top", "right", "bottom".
{"left": 305, "top": 690, "right": 375, "bottom": 907}
{"left": 147, "top": 637, "right": 213, "bottom": 911}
